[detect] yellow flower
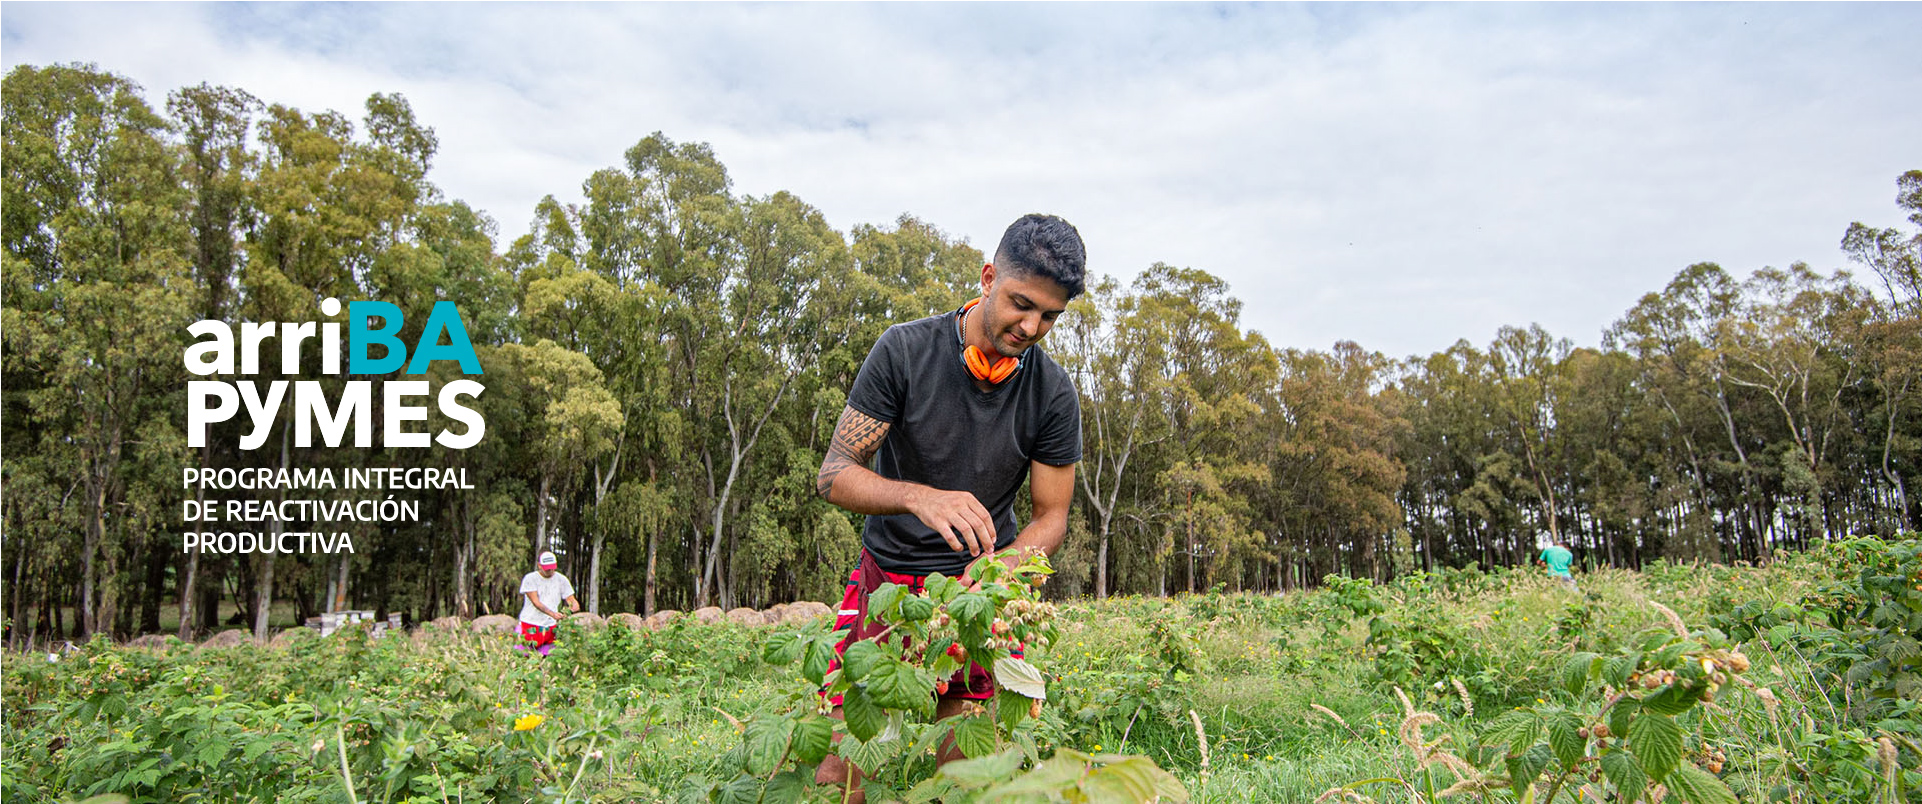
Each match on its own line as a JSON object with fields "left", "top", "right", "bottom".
{"left": 513, "top": 714, "right": 544, "bottom": 731}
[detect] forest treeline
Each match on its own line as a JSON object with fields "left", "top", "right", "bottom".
{"left": 4, "top": 64, "right": 1918, "bottom": 644}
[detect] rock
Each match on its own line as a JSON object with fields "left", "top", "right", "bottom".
{"left": 271, "top": 628, "right": 317, "bottom": 647}
{"left": 200, "top": 629, "right": 254, "bottom": 649}
{"left": 471, "top": 614, "right": 518, "bottom": 634}
{"left": 423, "top": 615, "right": 466, "bottom": 633}
{"left": 783, "top": 601, "right": 834, "bottom": 625}
{"left": 644, "top": 610, "right": 682, "bottom": 630}
{"left": 608, "top": 613, "right": 646, "bottom": 630}
{"left": 690, "top": 606, "right": 726, "bottom": 625}
{"left": 725, "top": 607, "right": 763, "bottom": 626}
{"left": 762, "top": 603, "right": 790, "bottom": 624}
{"left": 565, "top": 612, "right": 605, "bottom": 630}
{"left": 127, "top": 633, "right": 174, "bottom": 649}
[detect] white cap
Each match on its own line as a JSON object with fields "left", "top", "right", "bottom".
{"left": 537, "top": 551, "right": 557, "bottom": 568}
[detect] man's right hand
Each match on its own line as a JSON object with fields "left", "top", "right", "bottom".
{"left": 905, "top": 486, "right": 996, "bottom": 556}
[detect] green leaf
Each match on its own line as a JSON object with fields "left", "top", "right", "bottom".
{"left": 1145, "top": 763, "right": 1192, "bottom": 802}
{"left": 1561, "top": 652, "right": 1601, "bottom": 696}
{"left": 1483, "top": 710, "right": 1541, "bottom": 757}
{"left": 997, "top": 688, "right": 1031, "bottom": 731}
{"left": 1547, "top": 711, "right": 1586, "bottom": 768}
{"left": 1628, "top": 713, "right": 1683, "bottom": 783}
{"left": 762, "top": 631, "right": 803, "bottom": 665}
{"left": 801, "top": 637, "right": 835, "bottom": 685}
{"left": 717, "top": 774, "right": 763, "bottom": 804}
{"left": 949, "top": 593, "right": 993, "bottom": 640}
{"left": 838, "top": 732, "right": 902, "bottom": 775}
{"left": 843, "top": 687, "right": 886, "bottom": 743}
{"left": 1607, "top": 699, "right": 1638, "bottom": 744}
{"left": 1641, "top": 683, "right": 1702, "bottom": 716}
{"left": 998, "top": 754, "right": 1088, "bottom": 793}
{"left": 993, "top": 657, "right": 1048, "bottom": 700}
{"left": 926, "top": 573, "right": 958, "bottom": 604}
{"left": 1505, "top": 744, "right": 1553, "bottom": 799}
{"left": 672, "top": 776, "right": 717, "bottom": 804}
{"left": 868, "top": 583, "right": 908, "bottom": 625}
{"left": 904, "top": 773, "right": 955, "bottom": 804}
{"left": 953, "top": 715, "right": 997, "bottom": 758}
{"left": 842, "top": 640, "right": 885, "bottom": 682}
{"left": 910, "top": 714, "right": 960, "bottom": 760}
{"left": 790, "top": 715, "right": 834, "bottom": 765}
{"left": 936, "top": 748, "right": 1026, "bottom": 787}
{"left": 865, "top": 658, "right": 937, "bottom": 712}
{"left": 761, "top": 771, "right": 808, "bottom": 804}
{"left": 1604, "top": 653, "right": 1642, "bottom": 687}
{"left": 743, "top": 717, "right": 794, "bottom": 776}
{"left": 197, "top": 737, "right": 231, "bottom": 766}
{"left": 1081, "top": 758, "right": 1163, "bottom": 802}
{"left": 1665, "top": 763, "right": 1738, "bottom": 804}
{"left": 900, "top": 595, "right": 935, "bottom": 622}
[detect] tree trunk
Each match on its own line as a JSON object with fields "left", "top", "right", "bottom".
{"left": 81, "top": 479, "right": 105, "bottom": 637}
{"left": 10, "top": 551, "right": 27, "bottom": 649}
{"left": 334, "top": 554, "right": 350, "bottom": 612}
{"left": 98, "top": 523, "right": 122, "bottom": 639}
{"left": 698, "top": 372, "right": 793, "bottom": 608}
{"left": 699, "top": 444, "right": 742, "bottom": 609}
{"left": 179, "top": 443, "right": 212, "bottom": 640}
{"left": 587, "top": 444, "right": 622, "bottom": 616}
{"left": 1095, "top": 518, "right": 1111, "bottom": 601}
{"left": 535, "top": 473, "right": 551, "bottom": 557}
{"left": 454, "top": 492, "right": 475, "bottom": 619}
{"left": 253, "top": 427, "right": 289, "bottom": 640}
{"left": 140, "top": 532, "right": 167, "bottom": 634}
{"left": 588, "top": 531, "right": 605, "bottom": 615}
{"left": 644, "top": 527, "right": 659, "bottom": 616}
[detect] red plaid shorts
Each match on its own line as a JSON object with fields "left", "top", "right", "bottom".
{"left": 825, "top": 551, "right": 1018, "bottom": 704}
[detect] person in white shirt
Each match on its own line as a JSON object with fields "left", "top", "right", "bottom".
{"left": 517, "top": 551, "right": 580, "bottom": 656}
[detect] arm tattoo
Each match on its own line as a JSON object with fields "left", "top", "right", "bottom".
{"left": 817, "top": 406, "right": 890, "bottom": 499}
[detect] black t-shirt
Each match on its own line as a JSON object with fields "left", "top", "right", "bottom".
{"left": 846, "top": 307, "right": 1082, "bottom": 575}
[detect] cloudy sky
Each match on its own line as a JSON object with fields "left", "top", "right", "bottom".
{"left": 5, "top": 3, "right": 1918, "bottom": 358}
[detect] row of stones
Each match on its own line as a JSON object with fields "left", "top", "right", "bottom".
{"left": 125, "top": 601, "right": 836, "bottom": 650}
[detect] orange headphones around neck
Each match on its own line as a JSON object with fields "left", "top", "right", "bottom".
{"left": 958, "top": 297, "right": 1022, "bottom": 384}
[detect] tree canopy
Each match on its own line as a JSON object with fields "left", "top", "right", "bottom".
{"left": 4, "top": 64, "right": 1916, "bottom": 642}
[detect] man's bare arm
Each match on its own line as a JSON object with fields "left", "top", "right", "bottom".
{"left": 815, "top": 405, "right": 997, "bottom": 556}
{"left": 815, "top": 405, "right": 890, "bottom": 501}
{"left": 1015, "top": 460, "right": 1075, "bottom": 555}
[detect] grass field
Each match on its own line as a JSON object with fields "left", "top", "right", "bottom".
{"left": 4, "top": 537, "right": 1918, "bottom": 803}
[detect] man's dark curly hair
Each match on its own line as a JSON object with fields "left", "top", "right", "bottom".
{"left": 994, "top": 214, "right": 1087, "bottom": 300}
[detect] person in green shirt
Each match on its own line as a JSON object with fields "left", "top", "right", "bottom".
{"left": 1538, "top": 539, "right": 1577, "bottom": 589}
